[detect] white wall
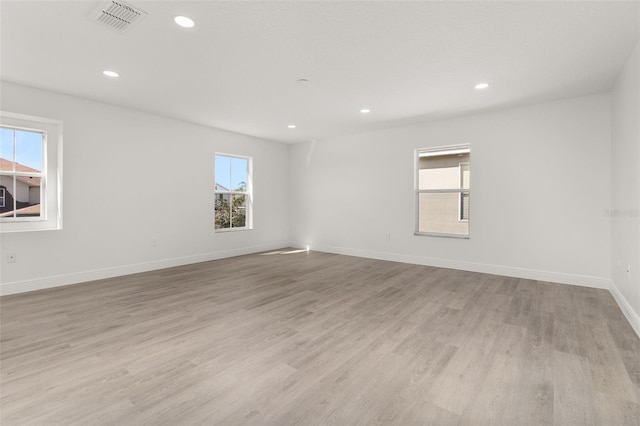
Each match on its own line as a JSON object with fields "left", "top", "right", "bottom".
{"left": 291, "top": 93, "right": 612, "bottom": 288}
{"left": 0, "top": 75, "right": 635, "bottom": 337}
{"left": 0, "top": 81, "right": 291, "bottom": 295}
{"left": 610, "top": 41, "right": 640, "bottom": 335}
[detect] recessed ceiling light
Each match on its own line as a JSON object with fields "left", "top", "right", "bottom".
{"left": 297, "top": 78, "right": 309, "bottom": 84}
{"left": 102, "top": 70, "right": 119, "bottom": 78}
{"left": 360, "top": 108, "right": 371, "bottom": 114}
{"left": 475, "top": 82, "right": 490, "bottom": 90}
{"left": 288, "top": 124, "right": 296, "bottom": 129}
{"left": 174, "top": 16, "right": 195, "bottom": 28}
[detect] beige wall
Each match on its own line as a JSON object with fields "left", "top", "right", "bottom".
{"left": 418, "top": 192, "right": 469, "bottom": 234}
{"left": 29, "top": 186, "right": 40, "bottom": 205}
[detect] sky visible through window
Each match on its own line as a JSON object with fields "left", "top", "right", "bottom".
{"left": 215, "top": 155, "right": 247, "bottom": 191}
{"left": 0, "top": 127, "right": 43, "bottom": 171}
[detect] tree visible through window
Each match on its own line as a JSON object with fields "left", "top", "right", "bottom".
{"left": 416, "top": 145, "right": 470, "bottom": 237}
{"left": 214, "top": 154, "right": 252, "bottom": 230}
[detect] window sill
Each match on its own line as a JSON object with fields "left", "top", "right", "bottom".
{"left": 215, "top": 227, "right": 253, "bottom": 233}
{"left": 1, "top": 218, "right": 63, "bottom": 233}
{"left": 414, "top": 231, "right": 469, "bottom": 239}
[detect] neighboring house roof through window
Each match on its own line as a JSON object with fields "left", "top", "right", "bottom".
{"left": 0, "top": 204, "right": 40, "bottom": 217}
{"left": 214, "top": 183, "right": 229, "bottom": 192}
{"left": 0, "top": 158, "right": 42, "bottom": 186}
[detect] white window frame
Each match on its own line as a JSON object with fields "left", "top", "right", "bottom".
{"left": 214, "top": 153, "right": 253, "bottom": 232}
{"left": 415, "top": 144, "right": 470, "bottom": 239}
{"left": 0, "top": 112, "right": 63, "bottom": 233}
{"left": 0, "top": 187, "right": 4, "bottom": 208}
{"left": 0, "top": 126, "right": 45, "bottom": 223}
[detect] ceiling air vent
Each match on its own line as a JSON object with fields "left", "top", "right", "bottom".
{"left": 91, "top": 1, "right": 147, "bottom": 33}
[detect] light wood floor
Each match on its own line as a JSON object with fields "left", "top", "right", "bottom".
{"left": 1, "top": 250, "right": 639, "bottom": 425}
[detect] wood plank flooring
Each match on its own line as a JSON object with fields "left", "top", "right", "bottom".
{"left": 1, "top": 250, "right": 639, "bottom": 425}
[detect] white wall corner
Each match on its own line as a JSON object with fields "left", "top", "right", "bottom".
{"left": 609, "top": 279, "right": 640, "bottom": 338}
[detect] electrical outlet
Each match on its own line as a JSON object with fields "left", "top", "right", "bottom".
{"left": 7, "top": 253, "right": 16, "bottom": 263}
{"left": 385, "top": 233, "right": 391, "bottom": 241}
{"left": 151, "top": 239, "right": 159, "bottom": 247}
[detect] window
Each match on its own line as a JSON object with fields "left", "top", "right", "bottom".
{"left": 214, "top": 154, "right": 252, "bottom": 231}
{"left": 0, "top": 112, "right": 62, "bottom": 232}
{"left": 416, "top": 145, "right": 470, "bottom": 238}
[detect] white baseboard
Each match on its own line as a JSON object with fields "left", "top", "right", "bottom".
{"left": 0, "top": 242, "right": 293, "bottom": 296}
{"left": 307, "top": 244, "right": 640, "bottom": 336}
{"left": 4, "top": 242, "right": 637, "bottom": 338}
{"left": 308, "top": 244, "right": 610, "bottom": 289}
{"left": 609, "top": 280, "right": 640, "bottom": 338}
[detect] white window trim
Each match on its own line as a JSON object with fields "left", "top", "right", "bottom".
{"left": 0, "top": 187, "right": 4, "bottom": 208}
{"left": 458, "top": 194, "right": 470, "bottom": 223}
{"left": 414, "top": 144, "right": 470, "bottom": 239}
{"left": 458, "top": 161, "right": 470, "bottom": 223}
{"left": 0, "top": 112, "right": 63, "bottom": 233}
{"left": 214, "top": 152, "right": 253, "bottom": 232}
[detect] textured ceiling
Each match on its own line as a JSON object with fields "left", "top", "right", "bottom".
{"left": 1, "top": 1, "right": 638, "bottom": 143}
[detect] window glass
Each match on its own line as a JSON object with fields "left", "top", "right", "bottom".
{"left": 0, "top": 128, "right": 44, "bottom": 220}
{"left": 214, "top": 154, "right": 251, "bottom": 231}
{"left": 16, "top": 130, "right": 43, "bottom": 172}
{"left": 416, "top": 146, "right": 470, "bottom": 237}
